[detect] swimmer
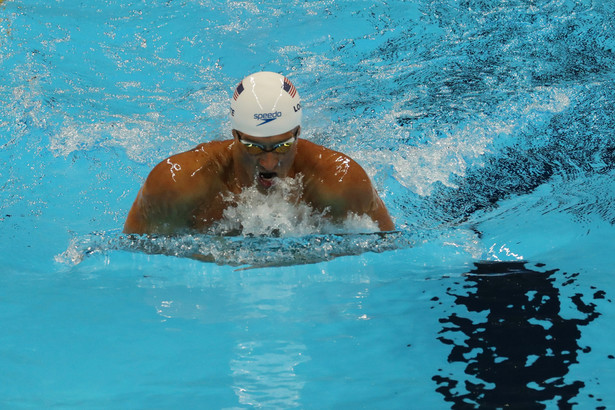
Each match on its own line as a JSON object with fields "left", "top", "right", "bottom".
{"left": 123, "top": 71, "right": 394, "bottom": 235}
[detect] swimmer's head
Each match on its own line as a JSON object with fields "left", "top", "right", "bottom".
{"left": 230, "top": 72, "right": 302, "bottom": 137}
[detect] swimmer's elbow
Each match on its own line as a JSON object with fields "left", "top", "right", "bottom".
{"left": 123, "top": 188, "right": 159, "bottom": 235}
{"left": 122, "top": 221, "right": 143, "bottom": 235}
{"left": 368, "top": 199, "right": 394, "bottom": 231}
{"left": 123, "top": 203, "right": 149, "bottom": 235}
{"left": 376, "top": 214, "right": 395, "bottom": 231}
{"left": 368, "top": 192, "right": 394, "bottom": 232}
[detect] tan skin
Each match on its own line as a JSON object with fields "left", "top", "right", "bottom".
{"left": 123, "top": 126, "right": 394, "bottom": 235}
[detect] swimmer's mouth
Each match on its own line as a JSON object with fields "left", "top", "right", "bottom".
{"left": 258, "top": 172, "right": 277, "bottom": 187}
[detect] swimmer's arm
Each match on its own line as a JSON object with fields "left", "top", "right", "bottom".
{"left": 364, "top": 191, "right": 395, "bottom": 231}
{"left": 124, "top": 188, "right": 151, "bottom": 234}
{"left": 123, "top": 180, "right": 195, "bottom": 235}
{"left": 123, "top": 153, "right": 207, "bottom": 235}
{"left": 123, "top": 187, "right": 191, "bottom": 235}
{"left": 341, "top": 182, "right": 395, "bottom": 231}
{"left": 316, "top": 159, "right": 395, "bottom": 231}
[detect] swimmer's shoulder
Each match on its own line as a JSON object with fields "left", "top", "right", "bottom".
{"left": 155, "top": 140, "right": 233, "bottom": 173}
{"left": 145, "top": 139, "right": 234, "bottom": 195}
{"left": 189, "top": 139, "right": 235, "bottom": 171}
{"left": 295, "top": 139, "right": 367, "bottom": 181}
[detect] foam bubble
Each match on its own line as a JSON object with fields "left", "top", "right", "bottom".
{"left": 393, "top": 121, "right": 496, "bottom": 196}
{"left": 523, "top": 87, "right": 571, "bottom": 115}
{"left": 210, "top": 175, "right": 379, "bottom": 237}
{"left": 392, "top": 86, "right": 572, "bottom": 197}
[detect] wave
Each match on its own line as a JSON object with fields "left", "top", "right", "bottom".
{"left": 56, "top": 229, "right": 417, "bottom": 269}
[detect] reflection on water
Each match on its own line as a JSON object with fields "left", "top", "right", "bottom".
{"left": 231, "top": 340, "right": 308, "bottom": 408}
{"left": 433, "top": 261, "right": 604, "bottom": 408}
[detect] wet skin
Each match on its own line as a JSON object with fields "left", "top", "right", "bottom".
{"left": 123, "top": 127, "right": 395, "bottom": 235}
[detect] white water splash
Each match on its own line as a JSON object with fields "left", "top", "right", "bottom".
{"left": 54, "top": 176, "right": 393, "bottom": 268}
{"left": 393, "top": 120, "right": 497, "bottom": 196}
{"left": 212, "top": 175, "right": 379, "bottom": 236}
{"left": 392, "top": 86, "right": 572, "bottom": 197}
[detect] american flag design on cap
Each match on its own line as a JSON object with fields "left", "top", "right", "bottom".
{"left": 233, "top": 82, "right": 244, "bottom": 101}
{"left": 283, "top": 77, "right": 297, "bottom": 98}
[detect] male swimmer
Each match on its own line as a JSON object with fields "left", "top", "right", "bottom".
{"left": 123, "top": 71, "right": 394, "bottom": 235}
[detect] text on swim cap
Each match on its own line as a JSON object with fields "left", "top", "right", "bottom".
{"left": 254, "top": 111, "right": 282, "bottom": 126}
{"left": 254, "top": 111, "right": 283, "bottom": 121}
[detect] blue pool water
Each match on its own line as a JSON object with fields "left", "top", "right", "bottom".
{"left": 2, "top": 0, "right": 615, "bottom": 407}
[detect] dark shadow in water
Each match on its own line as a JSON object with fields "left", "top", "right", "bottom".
{"left": 433, "top": 261, "right": 605, "bottom": 409}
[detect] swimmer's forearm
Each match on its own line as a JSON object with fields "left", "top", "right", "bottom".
{"left": 376, "top": 211, "right": 395, "bottom": 231}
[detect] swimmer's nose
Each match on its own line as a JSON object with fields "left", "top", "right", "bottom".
{"left": 258, "top": 152, "right": 278, "bottom": 171}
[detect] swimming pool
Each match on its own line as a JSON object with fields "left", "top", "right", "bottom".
{"left": 2, "top": 0, "right": 614, "bottom": 407}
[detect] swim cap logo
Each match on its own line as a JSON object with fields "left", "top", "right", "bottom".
{"left": 254, "top": 111, "right": 282, "bottom": 126}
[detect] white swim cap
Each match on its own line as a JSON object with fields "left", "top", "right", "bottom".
{"left": 230, "top": 71, "right": 302, "bottom": 137}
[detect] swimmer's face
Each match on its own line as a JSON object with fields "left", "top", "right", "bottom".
{"left": 233, "top": 126, "right": 300, "bottom": 191}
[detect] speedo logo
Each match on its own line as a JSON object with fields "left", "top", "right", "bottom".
{"left": 254, "top": 111, "right": 282, "bottom": 126}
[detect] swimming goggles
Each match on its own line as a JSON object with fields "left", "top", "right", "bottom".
{"left": 238, "top": 135, "right": 297, "bottom": 155}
